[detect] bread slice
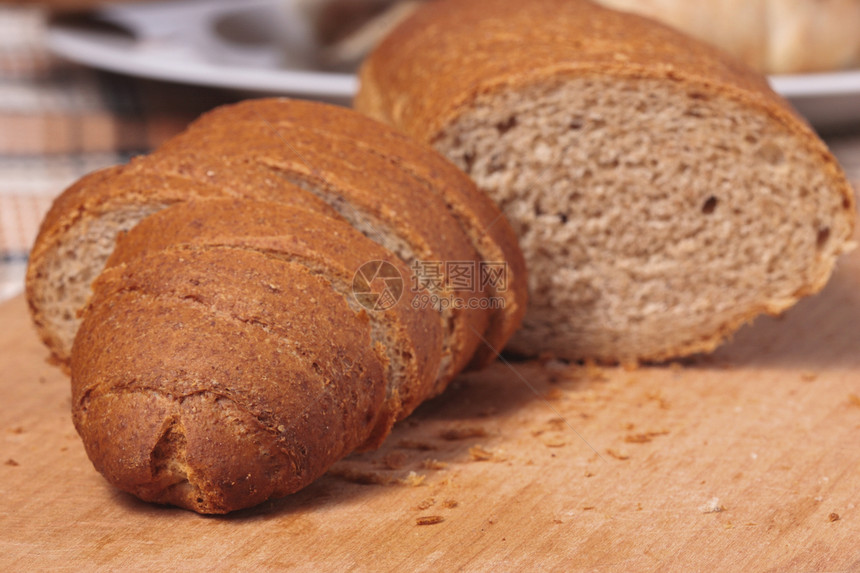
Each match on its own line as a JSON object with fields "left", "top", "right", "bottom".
{"left": 180, "top": 98, "right": 528, "bottom": 368}
{"left": 27, "top": 99, "right": 521, "bottom": 378}
{"left": 102, "top": 198, "right": 444, "bottom": 420}
{"left": 25, "top": 167, "right": 232, "bottom": 364}
{"left": 355, "top": 0, "right": 856, "bottom": 363}
{"left": 143, "top": 121, "right": 489, "bottom": 383}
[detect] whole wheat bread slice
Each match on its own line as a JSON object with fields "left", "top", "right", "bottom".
{"left": 355, "top": 0, "right": 857, "bottom": 363}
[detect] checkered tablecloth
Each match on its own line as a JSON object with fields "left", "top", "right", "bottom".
{"left": 1, "top": 4, "right": 859, "bottom": 303}
{"left": 0, "top": 5, "right": 243, "bottom": 301}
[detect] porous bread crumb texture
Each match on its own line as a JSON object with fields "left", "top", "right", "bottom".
{"left": 29, "top": 203, "right": 164, "bottom": 358}
{"left": 435, "top": 75, "right": 855, "bottom": 362}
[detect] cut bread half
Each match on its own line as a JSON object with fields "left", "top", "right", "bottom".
{"left": 355, "top": 0, "right": 857, "bottom": 363}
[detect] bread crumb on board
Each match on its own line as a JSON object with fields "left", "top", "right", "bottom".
{"left": 439, "top": 426, "right": 488, "bottom": 440}
{"left": 442, "top": 499, "right": 459, "bottom": 509}
{"left": 400, "top": 471, "right": 427, "bottom": 487}
{"left": 624, "top": 430, "right": 670, "bottom": 444}
{"left": 532, "top": 416, "right": 568, "bottom": 437}
{"left": 829, "top": 512, "right": 840, "bottom": 522}
{"left": 434, "top": 476, "right": 456, "bottom": 488}
{"left": 700, "top": 497, "right": 726, "bottom": 514}
{"left": 5, "top": 458, "right": 20, "bottom": 467}
{"left": 416, "top": 515, "right": 445, "bottom": 526}
{"left": 421, "top": 458, "right": 449, "bottom": 470}
{"left": 469, "top": 445, "right": 509, "bottom": 462}
{"left": 646, "top": 390, "right": 671, "bottom": 410}
{"left": 540, "top": 434, "right": 568, "bottom": 448}
{"left": 606, "top": 448, "right": 630, "bottom": 461}
{"left": 415, "top": 497, "right": 435, "bottom": 510}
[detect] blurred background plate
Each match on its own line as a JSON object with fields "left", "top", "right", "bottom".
{"left": 771, "top": 71, "right": 860, "bottom": 131}
{"left": 46, "top": 0, "right": 357, "bottom": 102}
{"left": 45, "top": 0, "right": 860, "bottom": 128}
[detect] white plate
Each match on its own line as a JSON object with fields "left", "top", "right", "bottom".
{"left": 46, "top": 0, "right": 860, "bottom": 128}
{"left": 47, "top": 0, "right": 358, "bottom": 101}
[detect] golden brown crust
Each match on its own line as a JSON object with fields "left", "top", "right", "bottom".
{"left": 102, "top": 198, "right": 444, "bottom": 422}
{"left": 184, "top": 98, "right": 528, "bottom": 366}
{"left": 73, "top": 243, "right": 393, "bottom": 513}
{"left": 73, "top": 292, "right": 365, "bottom": 513}
{"left": 357, "top": 0, "right": 785, "bottom": 139}
{"left": 145, "top": 118, "right": 490, "bottom": 381}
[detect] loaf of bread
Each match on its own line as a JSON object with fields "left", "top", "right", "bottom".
{"left": 294, "top": 0, "right": 860, "bottom": 74}
{"left": 355, "top": 0, "right": 856, "bottom": 364}
{"left": 599, "top": 0, "right": 860, "bottom": 74}
{"left": 26, "top": 99, "right": 527, "bottom": 513}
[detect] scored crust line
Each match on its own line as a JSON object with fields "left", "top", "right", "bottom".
{"left": 476, "top": 210, "right": 506, "bottom": 243}
{"left": 467, "top": 324, "right": 607, "bottom": 463}
{"left": 247, "top": 109, "right": 389, "bottom": 246}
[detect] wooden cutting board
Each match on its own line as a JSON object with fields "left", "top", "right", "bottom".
{"left": 2, "top": 248, "right": 860, "bottom": 571}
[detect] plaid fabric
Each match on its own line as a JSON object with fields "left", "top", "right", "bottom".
{"left": 0, "top": 5, "right": 859, "bottom": 303}
{"left": 0, "top": 5, "right": 241, "bottom": 301}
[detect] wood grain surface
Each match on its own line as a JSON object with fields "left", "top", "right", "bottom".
{"left": 2, "top": 239, "right": 860, "bottom": 571}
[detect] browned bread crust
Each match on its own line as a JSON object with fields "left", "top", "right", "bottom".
{"left": 355, "top": 0, "right": 792, "bottom": 141}
{"left": 180, "top": 98, "right": 528, "bottom": 368}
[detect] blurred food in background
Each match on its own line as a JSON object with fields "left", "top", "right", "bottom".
{"left": 600, "top": 0, "right": 860, "bottom": 74}
{"left": 295, "top": 0, "right": 422, "bottom": 70}
{"left": 6, "top": 0, "right": 860, "bottom": 74}
{"left": 298, "top": 0, "right": 860, "bottom": 74}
